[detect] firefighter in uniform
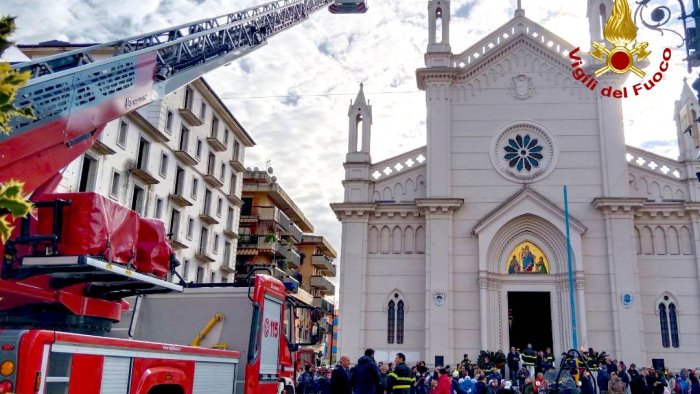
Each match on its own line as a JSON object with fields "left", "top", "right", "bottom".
{"left": 543, "top": 347, "right": 556, "bottom": 371}
{"left": 522, "top": 344, "right": 537, "bottom": 378}
{"left": 386, "top": 352, "right": 414, "bottom": 393}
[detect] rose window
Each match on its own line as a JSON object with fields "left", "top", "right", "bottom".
{"left": 503, "top": 134, "right": 543, "bottom": 172}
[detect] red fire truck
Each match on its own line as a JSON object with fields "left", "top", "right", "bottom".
{"left": 0, "top": 0, "right": 364, "bottom": 392}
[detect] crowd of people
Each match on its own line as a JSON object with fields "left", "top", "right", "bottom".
{"left": 293, "top": 346, "right": 700, "bottom": 394}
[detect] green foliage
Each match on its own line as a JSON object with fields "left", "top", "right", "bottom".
{"left": 0, "top": 16, "right": 33, "bottom": 242}
{"left": 263, "top": 232, "right": 278, "bottom": 244}
{"left": 477, "top": 350, "right": 507, "bottom": 369}
{"left": 0, "top": 180, "right": 31, "bottom": 241}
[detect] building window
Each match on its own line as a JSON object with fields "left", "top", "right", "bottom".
{"left": 184, "top": 87, "right": 194, "bottom": 110}
{"left": 179, "top": 126, "right": 190, "bottom": 151}
{"left": 204, "top": 189, "right": 212, "bottom": 216}
{"left": 220, "top": 163, "right": 226, "bottom": 182}
{"left": 233, "top": 141, "right": 240, "bottom": 161}
{"left": 669, "top": 303, "right": 680, "bottom": 348}
{"left": 196, "top": 139, "right": 203, "bottom": 159}
{"left": 130, "top": 185, "right": 145, "bottom": 215}
{"left": 230, "top": 173, "right": 237, "bottom": 195}
{"left": 174, "top": 166, "right": 185, "bottom": 195}
{"left": 387, "top": 300, "right": 395, "bottom": 344}
{"left": 397, "top": 300, "right": 405, "bottom": 344}
{"left": 192, "top": 177, "right": 199, "bottom": 200}
{"left": 110, "top": 171, "right": 121, "bottom": 199}
{"left": 226, "top": 207, "right": 234, "bottom": 231}
{"left": 200, "top": 102, "right": 207, "bottom": 120}
{"left": 169, "top": 209, "right": 181, "bottom": 239}
{"left": 187, "top": 217, "right": 194, "bottom": 240}
{"left": 136, "top": 137, "right": 150, "bottom": 170}
{"left": 213, "top": 234, "right": 219, "bottom": 254}
{"left": 224, "top": 129, "right": 230, "bottom": 144}
{"left": 154, "top": 197, "right": 163, "bottom": 219}
{"left": 659, "top": 303, "right": 670, "bottom": 348}
{"left": 117, "top": 120, "right": 128, "bottom": 148}
{"left": 210, "top": 272, "right": 216, "bottom": 283}
{"left": 224, "top": 241, "right": 232, "bottom": 267}
{"left": 183, "top": 259, "right": 190, "bottom": 281}
{"left": 207, "top": 153, "right": 215, "bottom": 175}
{"left": 165, "top": 110, "right": 174, "bottom": 133}
{"left": 216, "top": 197, "right": 223, "bottom": 217}
{"left": 78, "top": 154, "right": 98, "bottom": 192}
{"left": 387, "top": 293, "right": 405, "bottom": 345}
{"left": 199, "top": 227, "right": 208, "bottom": 256}
{"left": 159, "top": 152, "right": 169, "bottom": 177}
{"left": 196, "top": 266, "right": 204, "bottom": 283}
{"left": 211, "top": 116, "right": 219, "bottom": 139}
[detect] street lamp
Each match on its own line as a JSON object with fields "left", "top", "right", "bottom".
{"left": 635, "top": 0, "right": 700, "bottom": 96}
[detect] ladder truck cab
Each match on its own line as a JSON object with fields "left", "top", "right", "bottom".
{"left": 329, "top": 1, "right": 368, "bottom": 14}
{"left": 0, "top": 0, "right": 358, "bottom": 392}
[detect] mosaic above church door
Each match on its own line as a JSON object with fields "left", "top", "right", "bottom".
{"left": 506, "top": 241, "right": 549, "bottom": 274}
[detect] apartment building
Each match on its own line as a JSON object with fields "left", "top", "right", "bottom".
{"left": 21, "top": 40, "right": 255, "bottom": 284}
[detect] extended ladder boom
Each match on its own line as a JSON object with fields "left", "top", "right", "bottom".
{"left": 2, "top": 0, "right": 334, "bottom": 195}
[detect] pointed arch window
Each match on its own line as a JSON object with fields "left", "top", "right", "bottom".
{"left": 669, "top": 303, "right": 679, "bottom": 348}
{"left": 387, "top": 300, "right": 395, "bottom": 344}
{"left": 397, "top": 300, "right": 405, "bottom": 344}
{"left": 659, "top": 303, "right": 670, "bottom": 348}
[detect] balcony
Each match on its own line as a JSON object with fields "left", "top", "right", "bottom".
{"left": 92, "top": 139, "right": 116, "bottom": 155}
{"left": 168, "top": 192, "right": 193, "bottom": 207}
{"left": 223, "top": 226, "right": 238, "bottom": 239}
{"left": 179, "top": 107, "right": 204, "bottom": 127}
{"left": 221, "top": 261, "right": 236, "bottom": 274}
{"left": 311, "top": 276, "right": 335, "bottom": 295}
{"left": 203, "top": 173, "right": 224, "bottom": 188}
{"left": 199, "top": 211, "right": 219, "bottom": 226}
{"left": 311, "top": 255, "right": 336, "bottom": 277}
{"left": 285, "top": 248, "right": 302, "bottom": 269}
{"left": 226, "top": 194, "right": 244, "bottom": 206}
{"left": 283, "top": 223, "right": 303, "bottom": 243}
{"left": 243, "top": 206, "right": 291, "bottom": 231}
{"left": 130, "top": 166, "right": 160, "bottom": 185}
{"left": 207, "top": 136, "right": 226, "bottom": 152}
{"left": 229, "top": 159, "right": 246, "bottom": 173}
{"left": 174, "top": 149, "right": 198, "bottom": 166}
{"left": 195, "top": 248, "right": 216, "bottom": 263}
{"left": 237, "top": 235, "right": 286, "bottom": 256}
{"left": 313, "top": 297, "right": 335, "bottom": 314}
{"left": 168, "top": 236, "right": 188, "bottom": 250}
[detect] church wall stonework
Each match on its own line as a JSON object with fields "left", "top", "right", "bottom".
{"left": 333, "top": 0, "right": 700, "bottom": 370}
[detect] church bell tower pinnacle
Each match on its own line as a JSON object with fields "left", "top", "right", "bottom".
{"left": 342, "top": 83, "right": 373, "bottom": 203}
{"left": 588, "top": 0, "right": 613, "bottom": 43}
{"left": 426, "top": 0, "right": 452, "bottom": 67}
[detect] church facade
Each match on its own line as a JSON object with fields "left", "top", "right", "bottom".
{"left": 332, "top": 0, "right": 700, "bottom": 370}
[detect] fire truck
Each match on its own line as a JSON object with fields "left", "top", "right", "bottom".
{"left": 0, "top": 0, "right": 366, "bottom": 392}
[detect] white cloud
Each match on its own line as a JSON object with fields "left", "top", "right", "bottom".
{"left": 6, "top": 0, "right": 694, "bottom": 282}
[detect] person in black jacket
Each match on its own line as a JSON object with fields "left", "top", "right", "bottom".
{"left": 331, "top": 355, "right": 353, "bottom": 394}
{"left": 507, "top": 347, "right": 520, "bottom": 384}
{"left": 352, "top": 348, "right": 381, "bottom": 394}
{"left": 580, "top": 370, "right": 595, "bottom": 394}
{"left": 387, "top": 352, "right": 414, "bottom": 393}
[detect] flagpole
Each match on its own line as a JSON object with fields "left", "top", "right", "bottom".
{"left": 564, "top": 185, "right": 578, "bottom": 350}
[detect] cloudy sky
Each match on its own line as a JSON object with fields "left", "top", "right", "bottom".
{"left": 5, "top": 0, "right": 693, "bottom": 270}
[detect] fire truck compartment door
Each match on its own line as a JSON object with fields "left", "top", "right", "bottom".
{"left": 259, "top": 295, "right": 282, "bottom": 377}
{"left": 193, "top": 361, "right": 236, "bottom": 393}
{"left": 100, "top": 356, "right": 131, "bottom": 393}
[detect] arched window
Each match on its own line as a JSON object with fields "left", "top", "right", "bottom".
{"left": 669, "top": 303, "right": 679, "bottom": 348}
{"left": 387, "top": 300, "right": 395, "bottom": 344}
{"left": 659, "top": 303, "right": 670, "bottom": 348}
{"left": 397, "top": 300, "right": 405, "bottom": 344}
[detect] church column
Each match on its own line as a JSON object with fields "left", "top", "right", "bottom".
{"left": 417, "top": 199, "right": 462, "bottom": 365}
{"left": 575, "top": 274, "right": 589, "bottom": 348}
{"left": 479, "top": 273, "right": 489, "bottom": 349}
{"left": 593, "top": 198, "right": 646, "bottom": 362}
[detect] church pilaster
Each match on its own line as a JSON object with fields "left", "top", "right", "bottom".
{"left": 416, "top": 198, "right": 463, "bottom": 364}
{"left": 593, "top": 198, "right": 647, "bottom": 362}
{"left": 330, "top": 203, "right": 376, "bottom": 358}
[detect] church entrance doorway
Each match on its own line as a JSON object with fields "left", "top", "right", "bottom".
{"left": 508, "top": 292, "right": 553, "bottom": 351}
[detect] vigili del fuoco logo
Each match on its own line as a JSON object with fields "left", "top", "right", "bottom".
{"left": 569, "top": 0, "right": 672, "bottom": 98}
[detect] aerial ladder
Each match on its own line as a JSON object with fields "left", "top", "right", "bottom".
{"left": 0, "top": 0, "right": 369, "bottom": 328}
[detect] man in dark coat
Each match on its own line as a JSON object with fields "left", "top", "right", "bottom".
{"left": 387, "top": 352, "right": 414, "bottom": 393}
{"left": 352, "top": 348, "right": 380, "bottom": 394}
{"left": 331, "top": 355, "right": 353, "bottom": 394}
{"left": 507, "top": 347, "right": 520, "bottom": 384}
